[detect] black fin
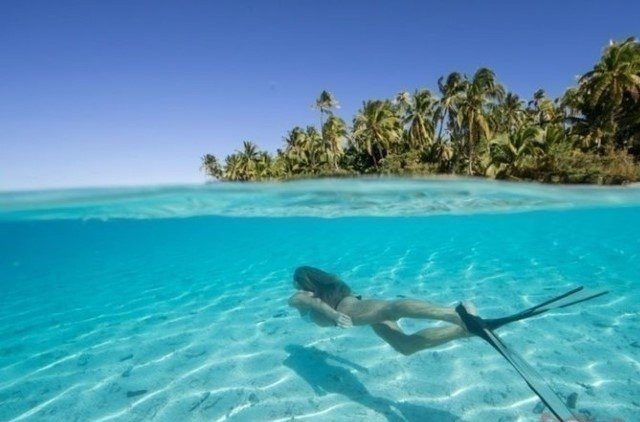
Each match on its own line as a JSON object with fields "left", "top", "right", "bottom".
{"left": 456, "top": 304, "right": 576, "bottom": 421}
{"left": 480, "top": 325, "right": 576, "bottom": 421}
{"left": 485, "top": 288, "right": 609, "bottom": 330}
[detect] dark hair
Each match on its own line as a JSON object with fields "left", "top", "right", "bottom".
{"left": 293, "top": 266, "right": 351, "bottom": 309}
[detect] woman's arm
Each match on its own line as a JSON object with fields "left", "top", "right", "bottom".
{"left": 288, "top": 292, "right": 352, "bottom": 328}
{"left": 288, "top": 292, "right": 338, "bottom": 321}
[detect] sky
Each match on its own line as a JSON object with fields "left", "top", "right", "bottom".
{"left": 1, "top": 1, "right": 639, "bottom": 190}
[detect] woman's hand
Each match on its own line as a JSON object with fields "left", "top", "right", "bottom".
{"left": 334, "top": 312, "right": 353, "bottom": 329}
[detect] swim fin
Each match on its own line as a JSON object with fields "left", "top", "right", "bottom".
{"left": 455, "top": 287, "right": 608, "bottom": 422}
{"left": 456, "top": 304, "right": 576, "bottom": 421}
{"left": 485, "top": 286, "right": 609, "bottom": 330}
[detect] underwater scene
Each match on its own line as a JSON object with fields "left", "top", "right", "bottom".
{"left": 1, "top": 178, "right": 639, "bottom": 422}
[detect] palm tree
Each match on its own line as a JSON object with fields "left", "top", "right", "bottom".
{"left": 576, "top": 37, "right": 640, "bottom": 148}
{"left": 283, "top": 127, "right": 307, "bottom": 161}
{"left": 260, "top": 152, "right": 275, "bottom": 180}
{"left": 485, "top": 126, "right": 544, "bottom": 178}
{"left": 270, "top": 152, "right": 288, "bottom": 179}
{"left": 528, "top": 89, "right": 546, "bottom": 109}
{"left": 223, "top": 141, "right": 265, "bottom": 181}
{"left": 282, "top": 126, "right": 329, "bottom": 174}
{"left": 403, "top": 89, "right": 438, "bottom": 151}
{"left": 618, "top": 101, "right": 640, "bottom": 156}
{"left": 527, "top": 89, "right": 562, "bottom": 127}
{"left": 494, "top": 92, "right": 525, "bottom": 134}
{"left": 240, "top": 141, "right": 259, "bottom": 159}
{"left": 297, "top": 147, "right": 328, "bottom": 174}
{"left": 559, "top": 87, "right": 582, "bottom": 120}
{"left": 457, "top": 68, "right": 505, "bottom": 174}
{"left": 223, "top": 153, "right": 243, "bottom": 181}
{"left": 314, "top": 90, "right": 340, "bottom": 129}
{"left": 304, "top": 126, "right": 327, "bottom": 171}
{"left": 579, "top": 37, "right": 640, "bottom": 112}
{"left": 436, "top": 72, "right": 466, "bottom": 143}
{"left": 352, "top": 100, "right": 402, "bottom": 169}
{"left": 200, "top": 154, "right": 222, "bottom": 179}
{"left": 394, "top": 91, "right": 412, "bottom": 113}
{"left": 322, "top": 115, "right": 348, "bottom": 170}
{"left": 284, "top": 126, "right": 326, "bottom": 174}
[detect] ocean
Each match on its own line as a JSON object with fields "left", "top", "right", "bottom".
{"left": 1, "top": 178, "right": 638, "bottom": 422}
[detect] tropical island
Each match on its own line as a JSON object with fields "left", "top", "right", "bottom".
{"left": 201, "top": 37, "right": 640, "bottom": 184}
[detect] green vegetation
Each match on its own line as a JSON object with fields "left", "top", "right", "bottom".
{"left": 202, "top": 37, "right": 640, "bottom": 184}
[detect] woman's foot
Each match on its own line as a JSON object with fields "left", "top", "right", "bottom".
{"left": 456, "top": 301, "right": 478, "bottom": 335}
{"left": 462, "top": 301, "right": 477, "bottom": 315}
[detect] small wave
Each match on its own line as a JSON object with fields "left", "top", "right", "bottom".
{"left": 1, "top": 177, "right": 640, "bottom": 221}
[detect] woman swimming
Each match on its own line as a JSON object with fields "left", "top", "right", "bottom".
{"left": 288, "top": 266, "right": 475, "bottom": 356}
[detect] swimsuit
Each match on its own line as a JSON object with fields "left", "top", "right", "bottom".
{"left": 335, "top": 294, "right": 362, "bottom": 310}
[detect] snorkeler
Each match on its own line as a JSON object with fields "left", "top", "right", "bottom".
{"left": 289, "top": 266, "right": 475, "bottom": 355}
{"left": 289, "top": 266, "right": 608, "bottom": 422}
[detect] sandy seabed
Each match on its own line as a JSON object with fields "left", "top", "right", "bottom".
{"left": 1, "top": 205, "right": 638, "bottom": 422}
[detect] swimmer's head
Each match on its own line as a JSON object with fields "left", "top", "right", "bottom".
{"left": 293, "top": 266, "right": 351, "bottom": 309}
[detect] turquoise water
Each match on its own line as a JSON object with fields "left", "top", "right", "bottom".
{"left": 1, "top": 178, "right": 639, "bottom": 422}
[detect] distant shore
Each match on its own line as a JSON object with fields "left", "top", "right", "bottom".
{"left": 202, "top": 37, "right": 640, "bottom": 186}
{"left": 208, "top": 169, "right": 640, "bottom": 186}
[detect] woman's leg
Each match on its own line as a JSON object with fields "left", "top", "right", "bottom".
{"left": 371, "top": 320, "right": 469, "bottom": 356}
{"left": 339, "top": 297, "right": 464, "bottom": 327}
{"left": 386, "top": 299, "right": 464, "bottom": 325}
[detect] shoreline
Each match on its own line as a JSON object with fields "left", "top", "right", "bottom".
{"left": 205, "top": 171, "right": 640, "bottom": 186}
{"left": 3, "top": 174, "right": 640, "bottom": 195}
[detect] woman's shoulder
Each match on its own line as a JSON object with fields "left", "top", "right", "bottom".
{"left": 289, "top": 290, "right": 315, "bottom": 304}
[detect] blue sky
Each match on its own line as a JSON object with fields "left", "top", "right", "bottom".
{"left": 1, "top": 1, "right": 638, "bottom": 190}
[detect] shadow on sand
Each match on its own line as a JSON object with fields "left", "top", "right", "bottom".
{"left": 283, "top": 344, "right": 463, "bottom": 422}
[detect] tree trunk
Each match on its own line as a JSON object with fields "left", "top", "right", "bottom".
{"left": 468, "top": 141, "right": 474, "bottom": 175}
{"left": 437, "top": 110, "right": 447, "bottom": 143}
{"left": 319, "top": 112, "right": 325, "bottom": 154}
{"left": 468, "top": 123, "right": 474, "bottom": 175}
{"left": 377, "top": 143, "right": 386, "bottom": 170}
{"left": 469, "top": 115, "right": 475, "bottom": 176}
{"left": 370, "top": 142, "right": 380, "bottom": 170}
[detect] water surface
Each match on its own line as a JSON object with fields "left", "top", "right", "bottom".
{"left": 1, "top": 179, "right": 638, "bottom": 421}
